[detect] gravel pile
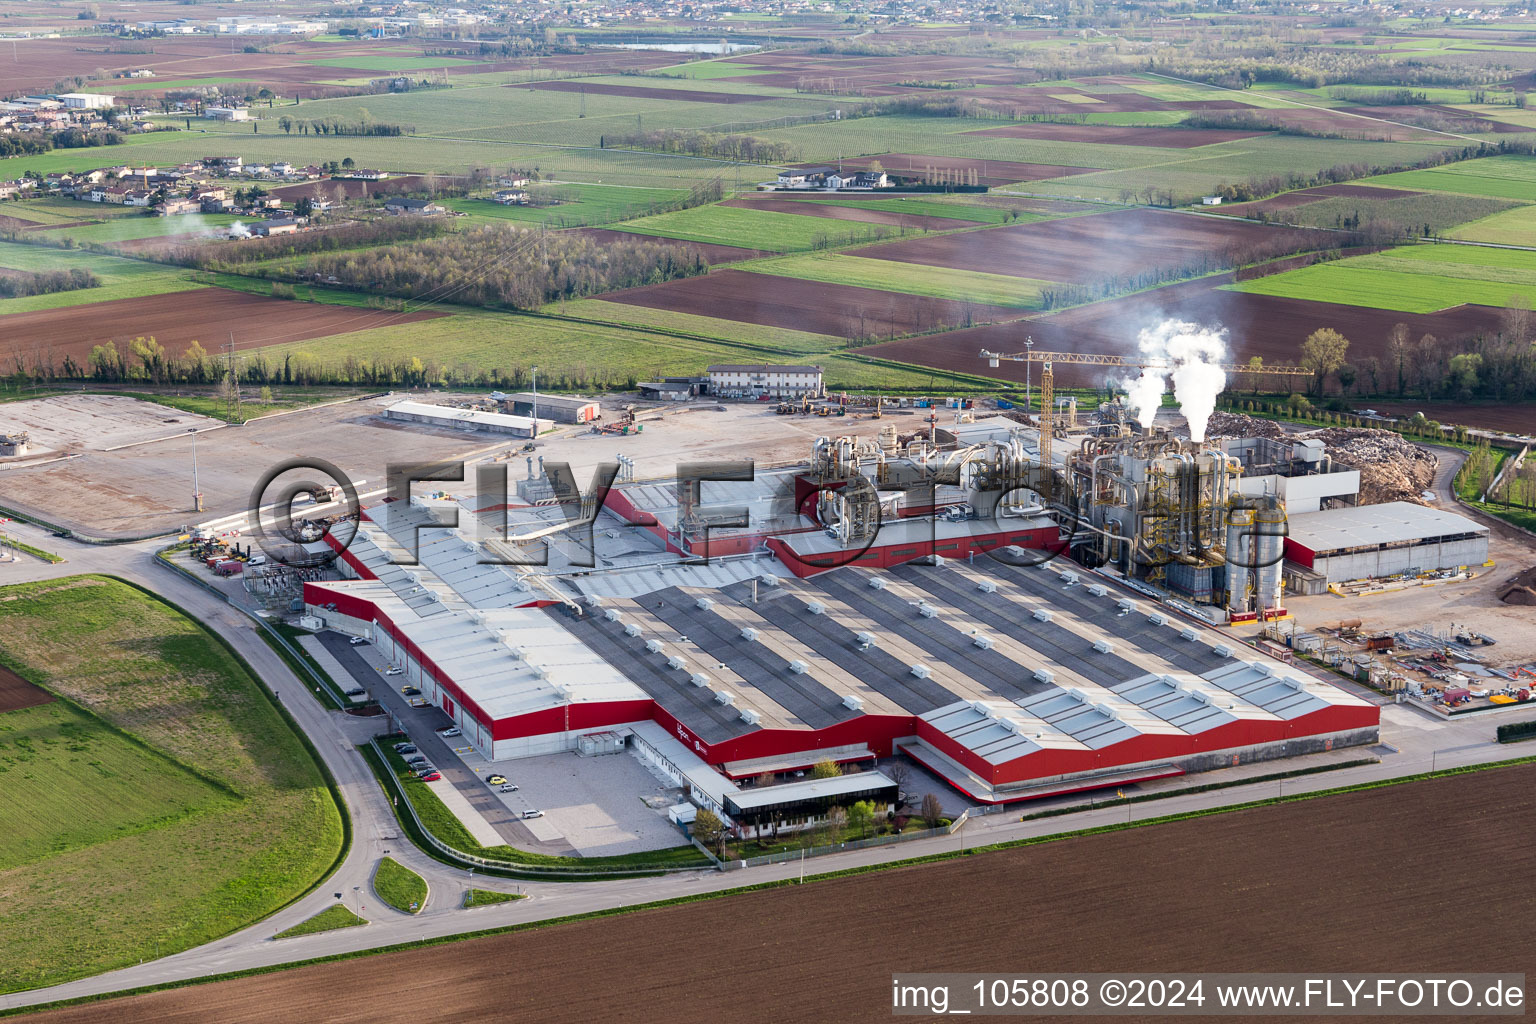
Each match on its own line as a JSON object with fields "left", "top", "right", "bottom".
{"left": 1205, "top": 411, "right": 1284, "bottom": 440}
{"left": 1500, "top": 565, "right": 1536, "bottom": 607}
{"left": 1297, "top": 427, "right": 1439, "bottom": 505}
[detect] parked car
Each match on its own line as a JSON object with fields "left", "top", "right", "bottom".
{"left": 385, "top": 667, "right": 404, "bottom": 677}
{"left": 521, "top": 809, "right": 544, "bottom": 819}
{"left": 414, "top": 765, "right": 436, "bottom": 777}
{"left": 498, "top": 783, "right": 518, "bottom": 793}
{"left": 401, "top": 685, "right": 421, "bottom": 696}
{"left": 407, "top": 697, "right": 430, "bottom": 708}
{"left": 486, "top": 773, "right": 508, "bottom": 785}
{"left": 418, "top": 771, "right": 442, "bottom": 782}
{"left": 348, "top": 636, "right": 369, "bottom": 646}
{"left": 436, "top": 727, "right": 461, "bottom": 738}
{"left": 406, "top": 755, "right": 429, "bottom": 767}
{"left": 343, "top": 687, "right": 365, "bottom": 698}
{"left": 393, "top": 742, "right": 416, "bottom": 754}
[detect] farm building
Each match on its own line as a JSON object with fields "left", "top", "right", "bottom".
{"left": 708, "top": 364, "right": 822, "bottom": 398}
{"left": 491, "top": 392, "right": 599, "bottom": 424}
{"left": 205, "top": 106, "right": 250, "bottom": 121}
{"left": 55, "top": 92, "right": 115, "bottom": 109}
{"left": 1283, "top": 502, "right": 1489, "bottom": 586}
{"left": 383, "top": 400, "right": 535, "bottom": 437}
{"left": 384, "top": 197, "right": 446, "bottom": 215}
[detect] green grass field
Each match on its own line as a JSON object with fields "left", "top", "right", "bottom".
{"left": 0, "top": 241, "right": 206, "bottom": 315}
{"left": 1446, "top": 203, "right": 1536, "bottom": 245}
{"left": 372, "top": 856, "right": 428, "bottom": 914}
{"left": 0, "top": 576, "right": 344, "bottom": 993}
{"left": 656, "top": 60, "right": 775, "bottom": 79}
{"left": 616, "top": 203, "right": 900, "bottom": 252}
{"left": 443, "top": 183, "right": 686, "bottom": 228}
{"left": 303, "top": 55, "right": 484, "bottom": 72}
{"left": 777, "top": 196, "right": 1017, "bottom": 223}
{"left": 1226, "top": 243, "right": 1536, "bottom": 312}
{"left": 1363, "top": 155, "right": 1536, "bottom": 202}
{"left": 37, "top": 212, "right": 242, "bottom": 246}
{"left": 273, "top": 904, "right": 367, "bottom": 938}
{"left": 463, "top": 888, "right": 526, "bottom": 908}
{"left": 738, "top": 252, "right": 1050, "bottom": 308}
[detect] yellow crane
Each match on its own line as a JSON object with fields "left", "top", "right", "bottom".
{"left": 980, "top": 348, "right": 1311, "bottom": 377}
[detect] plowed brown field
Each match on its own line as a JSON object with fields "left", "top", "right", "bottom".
{"left": 25, "top": 762, "right": 1536, "bottom": 1024}
{"left": 965, "top": 123, "right": 1268, "bottom": 148}
{"left": 522, "top": 80, "right": 778, "bottom": 104}
{"left": 796, "top": 154, "right": 1099, "bottom": 187}
{"left": 721, "top": 198, "right": 977, "bottom": 230}
{"left": 0, "top": 664, "right": 52, "bottom": 713}
{"left": 603, "top": 268, "right": 1022, "bottom": 338}
{"left": 0, "top": 288, "right": 444, "bottom": 365}
{"left": 852, "top": 209, "right": 1330, "bottom": 284}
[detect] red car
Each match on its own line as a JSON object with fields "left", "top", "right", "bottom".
{"left": 418, "top": 771, "right": 442, "bottom": 782}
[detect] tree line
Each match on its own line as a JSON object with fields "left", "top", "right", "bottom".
{"left": 0, "top": 267, "right": 98, "bottom": 299}
{"left": 162, "top": 218, "right": 453, "bottom": 269}
{"left": 599, "top": 128, "right": 800, "bottom": 166}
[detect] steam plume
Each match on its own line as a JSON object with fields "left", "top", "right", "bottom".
{"left": 1123, "top": 319, "right": 1229, "bottom": 443}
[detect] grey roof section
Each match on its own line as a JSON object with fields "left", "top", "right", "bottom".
{"left": 1286, "top": 500, "right": 1487, "bottom": 552}
{"left": 1114, "top": 675, "right": 1239, "bottom": 734}
{"left": 707, "top": 364, "right": 822, "bottom": 374}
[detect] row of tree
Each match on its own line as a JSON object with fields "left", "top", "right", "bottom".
{"left": 162, "top": 218, "right": 454, "bottom": 269}
{"left": 272, "top": 117, "right": 408, "bottom": 137}
{"left": 599, "top": 128, "right": 801, "bottom": 166}
{"left": 0, "top": 267, "right": 98, "bottom": 299}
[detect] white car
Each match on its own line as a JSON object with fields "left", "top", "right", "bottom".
{"left": 385, "top": 667, "right": 404, "bottom": 676}
{"left": 436, "top": 726, "right": 461, "bottom": 738}
{"left": 521, "top": 809, "right": 543, "bottom": 819}
{"left": 348, "top": 636, "right": 369, "bottom": 646}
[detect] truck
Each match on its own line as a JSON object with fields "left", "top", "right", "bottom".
{"left": 214, "top": 560, "right": 244, "bottom": 576}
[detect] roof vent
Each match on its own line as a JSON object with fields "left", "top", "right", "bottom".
{"left": 805, "top": 600, "right": 826, "bottom": 615}
{"left": 869, "top": 576, "right": 887, "bottom": 590}
{"left": 1189, "top": 689, "right": 1212, "bottom": 705}
{"left": 1090, "top": 702, "right": 1119, "bottom": 720}
{"left": 623, "top": 622, "right": 643, "bottom": 638}
{"left": 470, "top": 609, "right": 487, "bottom": 625}
{"left": 583, "top": 595, "right": 603, "bottom": 608}
{"left": 714, "top": 690, "right": 735, "bottom": 706}
{"left": 855, "top": 631, "right": 877, "bottom": 650}
{"left": 644, "top": 638, "right": 665, "bottom": 654}
{"left": 976, "top": 578, "right": 997, "bottom": 594}
{"left": 1284, "top": 677, "right": 1305, "bottom": 692}
{"left": 1148, "top": 612, "right": 1168, "bottom": 626}
{"left": 689, "top": 672, "right": 711, "bottom": 688}
{"left": 1255, "top": 661, "right": 1277, "bottom": 677}
{"left": 843, "top": 694, "right": 864, "bottom": 711}
{"left": 530, "top": 663, "right": 548, "bottom": 679}
{"left": 1033, "top": 667, "right": 1056, "bottom": 684}
{"left": 604, "top": 608, "right": 623, "bottom": 623}
{"left": 1058, "top": 571, "right": 1079, "bottom": 585}
{"left": 1092, "top": 638, "right": 1114, "bottom": 654}
{"left": 973, "top": 635, "right": 995, "bottom": 650}
{"left": 1088, "top": 584, "right": 1108, "bottom": 597}
{"left": 788, "top": 659, "right": 808, "bottom": 675}
{"left": 666, "top": 655, "right": 686, "bottom": 670}
{"left": 1214, "top": 643, "right": 1235, "bottom": 658}
{"left": 695, "top": 597, "right": 715, "bottom": 612}
{"left": 910, "top": 663, "right": 932, "bottom": 679}
{"left": 739, "top": 627, "right": 759, "bottom": 642}
{"left": 760, "top": 575, "right": 780, "bottom": 587}
{"left": 464, "top": 540, "right": 478, "bottom": 554}
{"left": 1180, "top": 627, "right": 1199, "bottom": 641}
{"left": 932, "top": 555, "right": 946, "bottom": 568}
{"left": 739, "top": 708, "right": 761, "bottom": 726}
{"left": 1032, "top": 608, "right": 1054, "bottom": 623}
{"left": 1117, "top": 600, "right": 1135, "bottom": 614}
{"left": 918, "top": 602, "right": 939, "bottom": 618}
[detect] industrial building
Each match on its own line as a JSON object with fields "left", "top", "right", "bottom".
{"left": 383, "top": 400, "right": 535, "bottom": 438}
{"left": 490, "top": 392, "right": 599, "bottom": 425}
{"left": 708, "top": 364, "right": 823, "bottom": 399}
{"left": 1283, "top": 502, "right": 1489, "bottom": 590}
{"left": 0, "top": 432, "right": 28, "bottom": 457}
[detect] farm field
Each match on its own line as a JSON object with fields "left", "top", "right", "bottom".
{"left": 720, "top": 196, "right": 981, "bottom": 230}
{"left": 0, "top": 287, "right": 445, "bottom": 368}
{"left": 601, "top": 268, "right": 1025, "bottom": 339}
{"left": 612, "top": 204, "right": 904, "bottom": 252}
{"left": 443, "top": 184, "right": 688, "bottom": 228}
{"left": 32, "top": 213, "right": 243, "bottom": 248}
{"left": 1227, "top": 244, "right": 1536, "bottom": 313}
{"left": 1446, "top": 203, "right": 1536, "bottom": 245}
{"left": 0, "top": 242, "right": 205, "bottom": 316}
{"left": 565, "top": 228, "right": 768, "bottom": 264}
{"left": 785, "top": 196, "right": 1014, "bottom": 222}
{"left": 739, "top": 252, "right": 1050, "bottom": 308}
{"left": 863, "top": 272, "right": 1507, "bottom": 390}
{"left": 0, "top": 576, "right": 343, "bottom": 994}
{"left": 31, "top": 761, "right": 1535, "bottom": 1024}
{"left": 1363, "top": 155, "right": 1536, "bottom": 202}
{"left": 852, "top": 208, "right": 1330, "bottom": 283}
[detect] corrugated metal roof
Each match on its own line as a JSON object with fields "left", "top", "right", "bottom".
{"left": 1286, "top": 501, "right": 1487, "bottom": 552}
{"left": 385, "top": 400, "right": 534, "bottom": 431}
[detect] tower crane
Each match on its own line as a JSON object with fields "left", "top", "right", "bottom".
{"left": 979, "top": 348, "right": 1311, "bottom": 377}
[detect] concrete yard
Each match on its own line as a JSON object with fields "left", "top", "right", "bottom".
{"left": 469, "top": 749, "right": 694, "bottom": 858}
{"left": 0, "top": 394, "right": 223, "bottom": 457}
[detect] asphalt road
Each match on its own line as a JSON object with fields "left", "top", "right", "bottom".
{"left": 2, "top": 519, "right": 1534, "bottom": 1014}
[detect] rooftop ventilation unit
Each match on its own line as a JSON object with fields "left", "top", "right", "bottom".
{"left": 695, "top": 597, "right": 715, "bottom": 612}
{"left": 739, "top": 708, "right": 761, "bottom": 726}
{"left": 428, "top": 591, "right": 441, "bottom": 603}
{"left": 869, "top": 577, "right": 887, "bottom": 590}
{"left": 855, "top": 631, "right": 877, "bottom": 650}
{"left": 788, "top": 659, "right": 809, "bottom": 675}
{"left": 1092, "top": 638, "right": 1114, "bottom": 654}
{"left": 1214, "top": 643, "right": 1235, "bottom": 658}
{"left": 976, "top": 579, "right": 998, "bottom": 594}
{"left": 714, "top": 690, "right": 735, "bottom": 706}
{"left": 843, "top": 694, "right": 864, "bottom": 711}
{"left": 644, "top": 638, "right": 666, "bottom": 654}
{"left": 1033, "top": 667, "right": 1055, "bottom": 684}
{"left": 583, "top": 595, "right": 603, "bottom": 608}
{"left": 932, "top": 555, "right": 946, "bottom": 568}
{"left": 1189, "top": 689, "right": 1212, "bottom": 705}
{"left": 689, "top": 672, "right": 711, "bottom": 688}
{"left": 1117, "top": 600, "right": 1135, "bottom": 615}
{"left": 760, "top": 575, "right": 780, "bottom": 587}
{"left": 1058, "top": 571, "right": 1079, "bottom": 585}
{"left": 464, "top": 539, "right": 478, "bottom": 554}
{"left": 470, "top": 609, "right": 487, "bottom": 625}
{"left": 910, "top": 664, "right": 932, "bottom": 679}
{"left": 1148, "top": 613, "right": 1168, "bottom": 626}
{"left": 1255, "top": 661, "right": 1277, "bottom": 678}
{"left": 1284, "top": 677, "right": 1305, "bottom": 692}
{"left": 623, "top": 622, "right": 643, "bottom": 638}
{"left": 1091, "top": 702, "right": 1119, "bottom": 720}
{"left": 530, "top": 663, "right": 548, "bottom": 679}
{"left": 666, "top": 655, "right": 686, "bottom": 670}
{"left": 918, "top": 602, "right": 938, "bottom": 618}
{"left": 973, "top": 635, "right": 995, "bottom": 650}
{"left": 604, "top": 608, "right": 623, "bottom": 623}
{"left": 1032, "top": 608, "right": 1054, "bottom": 623}
{"left": 739, "top": 627, "right": 759, "bottom": 642}
{"left": 1087, "top": 584, "right": 1108, "bottom": 597}
{"left": 805, "top": 601, "right": 826, "bottom": 616}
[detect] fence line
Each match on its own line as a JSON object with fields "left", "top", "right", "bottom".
{"left": 722, "top": 810, "right": 969, "bottom": 870}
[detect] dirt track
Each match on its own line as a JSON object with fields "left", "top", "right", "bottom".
{"left": 0, "top": 288, "right": 444, "bottom": 367}
{"left": 722, "top": 197, "right": 977, "bottom": 230}
{"left": 0, "top": 664, "right": 52, "bottom": 714}
{"left": 852, "top": 209, "right": 1330, "bottom": 284}
{"left": 25, "top": 762, "right": 1536, "bottom": 1024}
{"left": 965, "top": 123, "right": 1267, "bottom": 148}
{"left": 603, "top": 268, "right": 1023, "bottom": 338}
{"left": 863, "top": 275, "right": 1506, "bottom": 390}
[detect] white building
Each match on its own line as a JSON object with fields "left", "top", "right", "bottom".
{"left": 384, "top": 400, "right": 536, "bottom": 438}
{"left": 707, "top": 364, "right": 823, "bottom": 398}
{"left": 55, "top": 93, "right": 115, "bottom": 110}
{"left": 1284, "top": 502, "right": 1489, "bottom": 585}
{"left": 205, "top": 107, "right": 250, "bottom": 122}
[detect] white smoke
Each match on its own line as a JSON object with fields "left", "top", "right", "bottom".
{"left": 226, "top": 220, "right": 252, "bottom": 239}
{"left": 1123, "top": 319, "right": 1230, "bottom": 443}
